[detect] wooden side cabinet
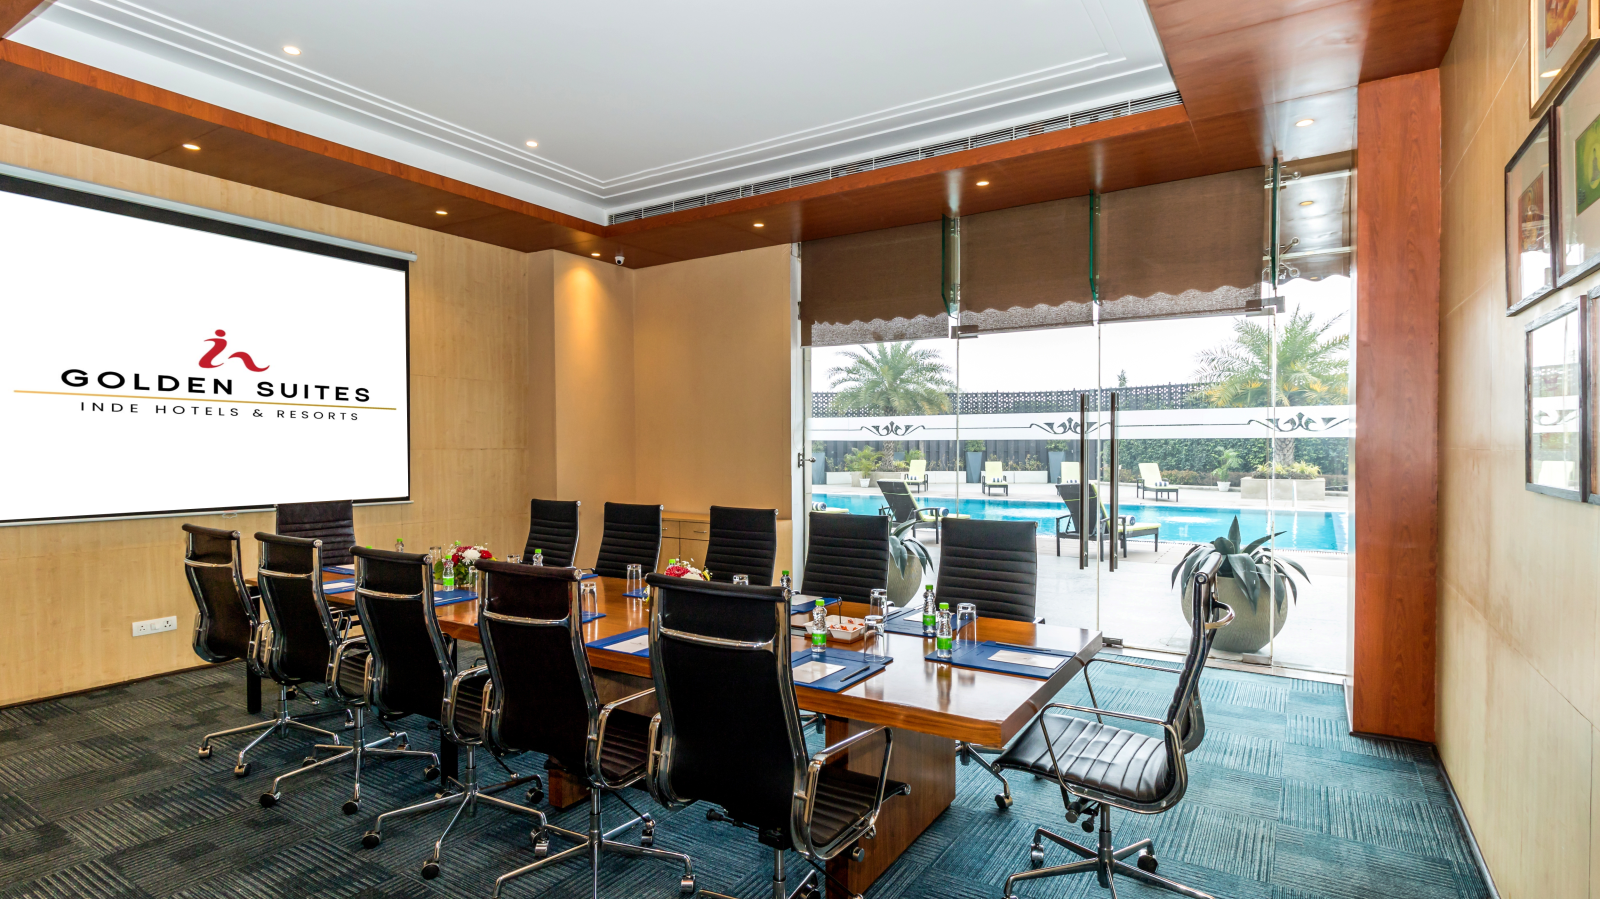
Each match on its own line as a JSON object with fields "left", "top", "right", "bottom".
{"left": 657, "top": 511, "right": 710, "bottom": 571}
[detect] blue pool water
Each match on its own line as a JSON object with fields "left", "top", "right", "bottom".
{"left": 813, "top": 492, "right": 1349, "bottom": 553}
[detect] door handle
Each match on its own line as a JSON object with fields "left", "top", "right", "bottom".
{"left": 797, "top": 452, "right": 816, "bottom": 469}
{"left": 1108, "top": 392, "right": 1118, "bottom": 573}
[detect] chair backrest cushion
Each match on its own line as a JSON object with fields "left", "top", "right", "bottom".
{"left": 703, "top": 506, "right": 777, "bottom": 584}
{"left": 801, "top": 512, "right": 889, "bottom": 603}
{"left": 276, "top": 500, "right": 356, "bottom": 567}
{"left": 1139, "top": 463, "right": 1163, "bottom": 483}
{"left": 476, "top": 561, "right": 595, "bottom": 769}
{"left": 1057, "top": 483, "right": 1102, "bottom": 538}
{"left": 984, "top": 461, "right": 1002, "bottom": 475}
{"left": 907, "top": 460, "right": 926, "bottom": 476}
{"left": 524, "top": 499, "right": 581, "bottom": 568}
{"left": 594, "top": 503, "right": 663, "bottom": 579}
{"left": 352, "top": 547, "right": 451, "bottom": 720}
{"left": 647, "top": 574, "right": 804, "bottom": 835}
{"left": 1061, "top": 461, "right": 1080, "bottom": 483}
{"left": 877, "top": 480, "right": 918, "bottom": 525}
{"left": 183, "top": 524, "right": 254, "bottom": 662}
{"left": 935, "top": 517, "right": 1038, "bottom": 621}
{"left": 255, "top": 532, "right": 335, "bottom": 683}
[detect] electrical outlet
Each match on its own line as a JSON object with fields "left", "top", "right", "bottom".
{"left": 132, "top": 615, "right": 178, "bottom": 637}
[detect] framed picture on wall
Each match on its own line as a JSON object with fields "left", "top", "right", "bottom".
{"left": 1526, "top": 299, "right": 1586, "bottom": 500}
{"left": 1588, "top": 289, "right": 1600, "bottom": 503}
{"left": 1554, "top": 48, "right": 1600, "bottom": 283}
{"left": 1534, "top": 0, "right": 1599, "bottom": 112}
{"left": 1507, "top": 114, "right": 1557, "bottom": 313}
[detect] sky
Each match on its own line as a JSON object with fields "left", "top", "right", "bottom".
{"left": 809, "top": 276, "right": 1352, "bottom": 394}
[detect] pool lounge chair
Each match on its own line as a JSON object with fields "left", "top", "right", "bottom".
{"left": 1137, "top": 463, "right": 1179, "bottom": 501}
{"left": 983, "top": 461, "right": 1009, "bottom": 496}
{"left": 904, "top": 459, "right": 929, "bottom": 493}
{"left": 1053, "top": 482, "right": 1161, "bottom": 558}
{"left": 878, "top": 479, "right": 945, "bottom": 543}
{"left": 1059, "top": 461, "right": 1080, "bottom": 485}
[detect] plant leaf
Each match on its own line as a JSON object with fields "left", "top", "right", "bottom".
{"left": 1227, "top": 553, "right": 1258, "bottom": 611}
{"left": 1170, "top": 544, "right": 1202, "bottom": 587}
{"left": 888, "top": 534, "right": 908, "bottom": 576}
{"left": 1227, "top": 516, "right": 1241, "bottom": 549}
{"left": 1242, "top": 531, "right": 1285, "bottom": 553}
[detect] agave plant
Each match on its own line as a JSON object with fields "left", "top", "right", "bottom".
{"left": 1170, "top": 516, "right": 1308, "bottom": 611}
{"left": 889, "top": 519, "right": 934, "bottom": 581}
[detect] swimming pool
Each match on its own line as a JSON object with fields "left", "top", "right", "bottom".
{"left": 812, "top": 492, "right": 1349, "bottom": 553}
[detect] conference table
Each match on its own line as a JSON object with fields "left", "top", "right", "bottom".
{"left": 258, "top": 572, "right": 1101, "bottom": 893}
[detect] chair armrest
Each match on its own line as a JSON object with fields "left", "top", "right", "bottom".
{"left": 796, "top": 725, "right": 896, "bottom": 860}
{"left": 592, "top": 688, "right": 656, "bottom": 790}
{"left": 915, "top": 509, "right": 941, "bottom": 521}
{"left": 326, "top": 635, "right": 369, "bottom": 698}
{"left": 442, "top": 665, "right": 491, "bottom": 745}
{"left": 1043, "top": 702, "right": 1165, "bottom": 727}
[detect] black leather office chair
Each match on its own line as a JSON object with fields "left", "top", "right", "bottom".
{"left": 935, "top": 516, "right": 1040, "bottom": 807}
{"left": 276, "top": 500, "right": 357, "bottom": 567}
{"left": 799, "top": 512, "right": 889, "bottom": 605}
{"left": 703, "top": 505, "right": 777, "bottom": 584}
{"left": 593, "top": 502, "right": 663, "bottom": 578}
{"left": 186, "top": 524, "right": 337, "bottom": 777}
{"left": 346, "top": 546, "right": 484, "bottom": 880}
{"left": 523, "top": 498, "right": 581, "bottom": 568}
{"left": 998, "top": 552, "right": 1234, "bottom": 899}
{"left": 253, "top": 533, "right": 438, "bottom": 813}
{"left": 478, "top": 562, "right": 695, "bottom": 898}
{"left": 644, "top": 574, "right": 909, "bottom": 899}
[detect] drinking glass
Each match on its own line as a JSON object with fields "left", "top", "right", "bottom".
{"left": 865, "top": 588, "right": 888, "bottom": 635}
{"left": 580, "top": 581, "right": 598, "bottom": 620}
{"left": 955, "top": 603, "right": 978, "bottom": 646}
{"left": 626, "top": 563, "right": 644, "bottom": 597}
{"left": 732, "top": 574, "right": 749, "bottom": 586}
{"left": 428, "top": 547, "right": 443, "bottom": 585}
{"left": 507, "top": 554, "right": 522, "bottom": 564}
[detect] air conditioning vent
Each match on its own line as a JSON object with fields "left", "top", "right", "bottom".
{"left": 607, "top": 90, "right": 1182, "bottom": 225}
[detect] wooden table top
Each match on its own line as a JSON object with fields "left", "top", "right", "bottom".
{"left": 320, "top": 572, "right": 1100, "bottom": 747}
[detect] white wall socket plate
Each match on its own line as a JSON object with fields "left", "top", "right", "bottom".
{"left": 132, "top": 615, "right": 178, "bottom": 637}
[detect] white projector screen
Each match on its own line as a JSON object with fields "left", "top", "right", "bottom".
{"left": 0, "top": 174, "right": 411, "bottom": 525}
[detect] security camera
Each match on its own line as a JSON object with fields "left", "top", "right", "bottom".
{"left": 614, "top": 253, "right": 625, "bottom": 266}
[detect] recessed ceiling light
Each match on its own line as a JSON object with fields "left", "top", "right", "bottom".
{"left": 1299, "top": 200, "right": 1315, "bottom": 206}
{"left": 181, "top": 143, "right": 200, "bottom": 151}
{"left": 1295, "top": 118, "right": 1315, "bottom": 127}
{"left": 591, "top": 252, "right": 601, "bottom": 257}
{"left": 435, "top": 210, "right": 448, "bottom": 216}
{"left": 283, "top": 45, "right": 301, "bottom": 56}
{"left": 1542, "top": 69, "right": 1561, "bottom": 78}
{"left": 525, "top": 140, "right": 539, "bottom": 148}
{"left": 976, "top": 180, "right": 990, "bottom": 186}
{"left": 753, "top": 222, "right": 765, "bottom": 228}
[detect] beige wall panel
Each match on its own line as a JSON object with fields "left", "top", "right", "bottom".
{"left": 527, "top": 251, "right": 557, "bottom": 500}
{"left": 1436, "top": 582, "right": 1486, "bottom": 823}
{"left": 0, "top": 125, "right": 543, "bottom": 707}
{"left": 552, "top": 253, "right": 638, "bottom": 568}
{"left": 634, "top": 246, "right": 793, "bottom": 521}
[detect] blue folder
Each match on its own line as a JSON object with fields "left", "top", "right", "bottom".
{"left": 791, "top": 647, "right": 891, "bottom": 692}
{"left": 925, "top": 641, "right": 1076, "bottom": 679}
{"left": 581, "top": 611, "right": 606, "bottom": 623}
{"left": 432, "top": 589, "right": 478, "bottom": 607}
{"left": 789, "top": 595, "right": 842, "bottom": 616}
{"left": 321, "top": 579, "right": 357, "bottom": 595}
{"left": 883, "top": 607, "right": 935, "bottom": 637}
{"left": 588, "top": 627, "right": 650, "bottom": 657}
{"left": 323, "top": 565, "right": 355, "bottom": 575}
{"left": 622, "top": 590, "right": 648, "bottom": 599}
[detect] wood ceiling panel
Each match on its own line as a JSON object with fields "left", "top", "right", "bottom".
{"left": 434, "top": 210, "right": 594, "bottom": 254}
{"left": 143, "top": 125, "right": 389, "bottom": 199}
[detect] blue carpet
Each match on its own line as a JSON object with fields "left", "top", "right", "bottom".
{"left": 0, "top": 658, "right": 1489, "bottom": 898}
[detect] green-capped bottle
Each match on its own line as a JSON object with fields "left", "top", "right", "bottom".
{"left": 811, "top": 598, "right": 829, "bottom": 655}
{"left": 935, "top": 603, "right": 953, "bottom": 658}
{"left": 921, "top": 585, "right": 936, "bottom": 634}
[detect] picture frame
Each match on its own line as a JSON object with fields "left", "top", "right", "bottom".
{"left": 1506, "top": 113, "right": 1557, "bottom": 314}
{"left": 1554, "top": 48, "right": 1600, "bottom": 285}
{"left": 1526, "top": 298, "right": 1586, "bottom": 501}
{"left": 1533, "top": 0, "right": 1600, "bottom": 113}
{"left": 1588, "top": 289, "right": 1600, "bottom": 503}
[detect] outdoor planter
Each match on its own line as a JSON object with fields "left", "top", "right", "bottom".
{"left": 826, "top": 472, "right": 853, "bottom": 486}
{"left": 965, "top": 451, "right": 985, "bottom": 483}
{"left": 1182, "top": 573, "right": 1289, "bottom": 655}
{"left": 1216, "top": 481, "right": 1229, "bottom": 492}
{"left": 1012, "top": 471, "right": 1049, "bottom": 483}
{"left": 868, "top": 471, "right": 905, "bottom": 487}
{"left": 886, "top": 552, "right": 925, "bottom": 607}
{"left": 1239, "top": 477, "right": 1326, "bottom": 501}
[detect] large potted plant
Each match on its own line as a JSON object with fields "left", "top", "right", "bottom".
{"left": 843, "top": 446, "right": 883, "bottom": 488}
{"left": 886, "top": 519, "right": 934, "bottom": 606}
{"left": 1170, "top": 517, "right": 1308, "bottom": 654}
{"left": 1212, "top": 448, "right": 1242, "bottom": 492}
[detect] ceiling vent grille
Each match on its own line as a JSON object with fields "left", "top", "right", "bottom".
{"left": 608, "top": 90, "right": 1182, "bottom": 224}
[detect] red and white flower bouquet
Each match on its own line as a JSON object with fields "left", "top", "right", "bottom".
{"left": 661, "top": 559, "right": 710, "bottom": 580}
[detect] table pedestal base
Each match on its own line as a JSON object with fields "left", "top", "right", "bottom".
{"left": 824, "top": 718, "right": 956, "bottom": 894}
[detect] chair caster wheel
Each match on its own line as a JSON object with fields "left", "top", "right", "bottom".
{"left": 259, "top": 792, "right": 279, "bottom": 808}
{"left": 640, "top": 827, "right": 655, "bottom": 848}
{"left": 234, "top": 762, "right": 251, "bottom": 778}
{"left": 995, "top": 793, "right": 1012, "bottom": 810}
{"left": 196, "top": 745, "right": 211, "bottom": 759}
{"left": 679, "top": 873, "right": 696, "bottom": 895}
{"left": 1082, "top": 818, "right": 1094, "bottom": 833}
{"left": 526, "top": 787, "right": 544, "bottom": 805}
{"left": 361, "top": 831, "right": 380, "bottom": 849}
{"left": 1029, "top": 845, "right": 1044, "bottom": 869}
{"left": 1137, "top": 849, "right": 1158, "bottom": 873}
{"left": 532, "top": 833, "right": 550, "bottom": 858}
{"left": 420, "top": 861, "right": 440, "bottom": 880}
{"left": 958, "top": 747, "right": 971, "bottom": 766}
{"left": 342, "top": 800, "right": 360, "bottom": 816}
{"left": 423, "top": 765, "right": 440, "bottom": 781}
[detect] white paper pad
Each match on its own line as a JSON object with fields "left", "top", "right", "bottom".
{"left": 609, "top": 635, "right": 650, "bottom": 654}
{"left": 988, "top": 649, "right": 1065, "bottom": 670}
{"left": 793, "top": 661, "right": 846, "bottom": 683}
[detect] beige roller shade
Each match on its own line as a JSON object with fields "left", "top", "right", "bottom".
{"left": 960, "top": 195, "right": 1093, "bottom": 332}
{"left": 800, "top": 221, "right": 947, "bottom": 347}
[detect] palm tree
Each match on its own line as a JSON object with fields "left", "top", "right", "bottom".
{"left": 829, "top": 342, "right": 955, "bottom": 463}
{"left": 1194, "top": 309, "right": 1349, "bottom": 467}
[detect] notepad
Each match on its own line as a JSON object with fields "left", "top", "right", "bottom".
{"left": 792, "top": 661, "right": 846, "bottom": 683}
{"left": 608, "top": 634, "right": 651, "bottom": 655}
{"left": 988, "top": 649, "right": 1066, "bottom": 670}
{"left": 322, "top": 580, "right": 356, "bottom": 594}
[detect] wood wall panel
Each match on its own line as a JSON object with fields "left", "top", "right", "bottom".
{"left": 0, "top": 122, "right": 549, "bottom": 707}
{"left": 1353, "top": 70, "right": 1441, "bottom": 742}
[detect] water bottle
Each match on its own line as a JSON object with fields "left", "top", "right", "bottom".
{"left": 531, "top": 548, "right": 544, "bottom": 567}
{"left": 779, "top": 570, "right": 792, "bottom": 591}
{"left": 442, "top": 555, "right": 455, "bottom": 590}
{"left": 921, "top": 585, "right": 936, "bottom": 634}
{"left": 395, "top": 538, "right": 404, "bottom": 553}
{"left": 935, "top": 603, "right": 954, "bottom": 659}
{"left": 811, "top": 598, "right": 829, "bottom": 656}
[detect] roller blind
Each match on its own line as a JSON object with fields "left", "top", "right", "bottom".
{"left": 960, "top": 195, "right": 1093, "bottom": 331}
{"left": 799, "top": 221, "right": 946, "bottom": 347}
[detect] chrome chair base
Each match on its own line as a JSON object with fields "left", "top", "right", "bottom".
{"left": 1003, "top": 805, "right": 1213, "bottom": 899}
{"left": 361, "top": 745, "right": 544, "bottom": 881}
{"left": 957, "top": 741, "right": 1013, "bottom": 809}
{"left": 197, "top": 684, "right": 344, "bottom": 777}
{"left": 690, "top": 849, "right": 818, "bottom": 899}
{"left": 493, "top": 789, "right": 695, "bottom": 899}
{"left": 258, "top": 707, "right": 439, "bottom": 813}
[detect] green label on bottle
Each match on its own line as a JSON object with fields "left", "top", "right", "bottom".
{"left": 812, "top": 631, "right": 828, "bottom": 647}
{"left": 936, "top": 636, "right": 953, "bottom": 652}
{"left": 923, "top": 613, "right": 936, "bottom": 628}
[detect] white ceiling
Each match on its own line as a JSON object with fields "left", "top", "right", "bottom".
{"left": 13, "top": 0, "right": 1175, "bottom": 225}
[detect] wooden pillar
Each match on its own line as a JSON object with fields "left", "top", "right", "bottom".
{"left": 1352, "top": 70, "right": 1441, "bottom": 741}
